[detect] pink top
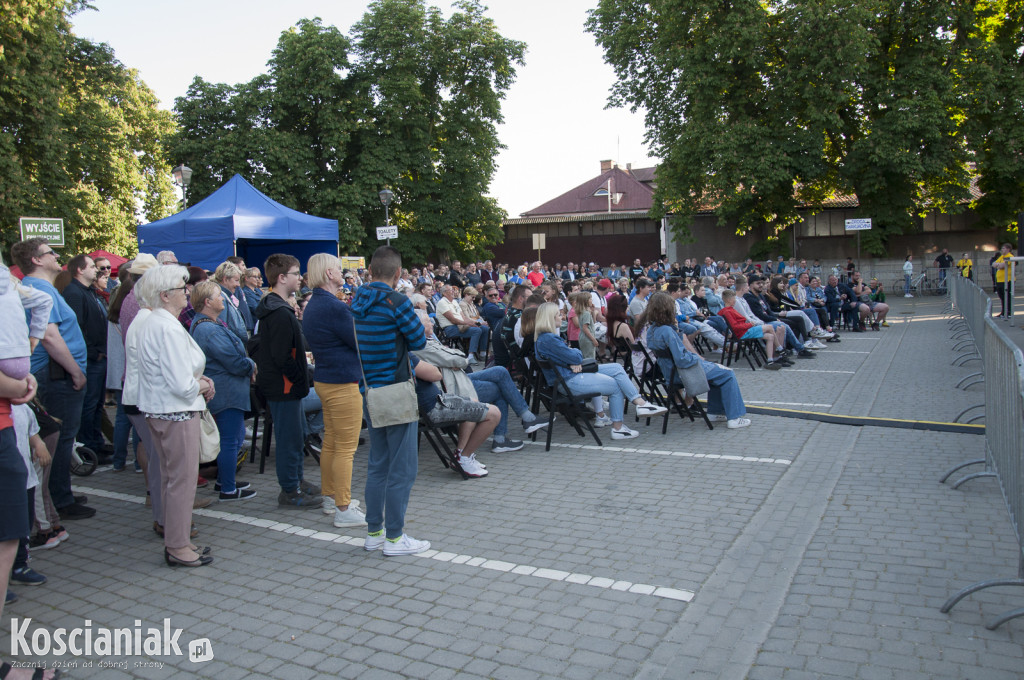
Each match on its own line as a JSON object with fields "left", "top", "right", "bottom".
{"left": 566, "top": 308, "right": 581, "bottom": 342}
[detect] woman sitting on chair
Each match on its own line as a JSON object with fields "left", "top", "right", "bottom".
{"left": 643, "top": 293, "right": 750, "bottom": 430}
{"left": 533, "top": 302, "right": 666, "bottom": 440}
{"left": 412, "top": 355, "right": 499, "bottom": 479}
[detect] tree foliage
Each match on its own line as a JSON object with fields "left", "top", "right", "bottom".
{"left": 172, "top": 0, "right": 524, "bottom": 263}
{"left": 0, "top": 1, "right": 176, "bottom": 257}
{"left": 587, "top": 0, "right": 1024, "bottom": 254}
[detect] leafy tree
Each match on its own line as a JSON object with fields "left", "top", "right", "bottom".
{"left": 172, "top": 0, "right": 524, "bottom": 263}
{"left": 1, "top": 1, "right": 176, "bottom": 257}
{"left": 587, "top": 0, "right": 1024, "bottom": 254}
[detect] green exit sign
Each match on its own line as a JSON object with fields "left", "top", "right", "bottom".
{"left": 20, "top": 217, "right": 65, "bottom": 247}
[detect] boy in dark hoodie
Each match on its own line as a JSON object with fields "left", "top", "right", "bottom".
{"left": 349, "top": 246, "right": 428, "bottom": 555}
{"left": 254, "top": 253, "right": 320, "bottom": 507}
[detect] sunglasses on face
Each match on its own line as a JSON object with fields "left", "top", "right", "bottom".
{"left": 98, "top": 265, "right": 112, "bottom": 271}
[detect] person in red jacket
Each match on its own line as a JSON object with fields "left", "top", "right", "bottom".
{"left": 718, "top": 289, "right": 788, "bottom": 370}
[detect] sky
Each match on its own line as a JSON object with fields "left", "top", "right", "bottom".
{"left": 71, "top": 0, "right": 659, "bottom": 218}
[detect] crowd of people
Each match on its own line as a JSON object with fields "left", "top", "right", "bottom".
{"left": 0, "top": 240, "right": 967, "bottom": 629}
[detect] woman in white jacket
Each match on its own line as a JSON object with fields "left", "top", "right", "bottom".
{"left": 133, "top": 265, "right": 215, "bottom": 567}
{"left": 903, "top": 255, "right": 914, "bottom": 298}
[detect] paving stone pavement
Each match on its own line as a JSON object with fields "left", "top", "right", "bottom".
{"left": 2, "top": 296, "right": 1021, "bottom": 679}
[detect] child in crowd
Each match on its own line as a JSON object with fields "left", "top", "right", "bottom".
{"left": 567, "top": 292, "right": 598, "bottom": 359}
{"left": 9, "top": 403, "right": 49, "bottom": 588}
{"left": 0, "top": 262, "right": 53, "bottom": 381}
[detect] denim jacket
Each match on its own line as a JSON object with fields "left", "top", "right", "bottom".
{"left": 534, "top": 332, "right": 583, "bottom": 385}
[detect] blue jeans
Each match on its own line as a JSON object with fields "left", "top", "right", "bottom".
{"left": 705, "top": 316, "right": 727, "bottom": 336}
{"left": 769, "top": 321, "right": 804, "bottom": 352}
{"left": 34, "top": 368, "right": 86, "bottom": 509}
{"left": 566, "top": 363, "right": 640, "bottom": 422}
{"left": 470, "top": 366, "right": 528, "bottom": 438}
{"left": 700, "top": 359, "right": 746, "bottom": 420}
{"left": 111, "top": 390, "right": 134, "bottom": 470}
{"left": 213, "top": 408, "right": 245, "bottom": 493}
{"left": 268, "top": 399, "right": 305, "bottom": 493}
{"left": 904, "top": 274, "right": 911, "bottom": 295}
{"left": 300, "top": 387, "right": 323, "bottom": 438}
{"left": 443, "top": 324, "right": 488, "bottom": 356}
{"left": 363, "top": 407, "right": 418, "bottom": 539}
{"left": 78, "top": 358, "right": 107, "bottom": 451}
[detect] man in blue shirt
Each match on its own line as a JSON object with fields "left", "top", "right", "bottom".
{"left": 11, "top": 238, "right": 93, "bottom": 520}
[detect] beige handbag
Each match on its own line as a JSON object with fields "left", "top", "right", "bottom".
{"left": 198, "top": 409, "right": 221, "bottom": 464}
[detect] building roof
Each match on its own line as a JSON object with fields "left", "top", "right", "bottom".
{"left": 504, "top": 210, "right": 655, "bottom": 226}
{"left": 522, "top": 166, "right": 656, "bottom": 217}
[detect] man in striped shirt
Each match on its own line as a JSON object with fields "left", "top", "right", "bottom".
{"left": 350, "top": 246, "right": 429, "bottom": 556}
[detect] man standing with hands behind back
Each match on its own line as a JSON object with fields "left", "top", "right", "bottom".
{"left": 350, "top": 245, "right": 429, "bottom": 556}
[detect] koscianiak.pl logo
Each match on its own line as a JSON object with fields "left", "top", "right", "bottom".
{"left": 10, "top": 618, "right": 214, "bottom": 667}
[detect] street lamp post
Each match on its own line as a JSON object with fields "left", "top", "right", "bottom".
{"left": 172, "top": 164, "right": 193, "bottom": 209}
{"left": 379, "top": 188, "right": 394, "bottom": 245}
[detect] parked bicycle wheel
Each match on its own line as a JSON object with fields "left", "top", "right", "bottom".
{"left": 71, "top": 444, "right": 98, "bottom": 477}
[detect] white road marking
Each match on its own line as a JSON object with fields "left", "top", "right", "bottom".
{"left": 522, "top": 440, "right": 791, "bottom": 465}
{"left": 75, "top": 486, "right": 696, "bottom": 602}
{"left": 747, "top": 401, "right": 834, "bottom": 408}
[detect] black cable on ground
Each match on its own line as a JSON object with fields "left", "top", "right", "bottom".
{"left": 746, "top": 406, "right": 984, "bottom": 435}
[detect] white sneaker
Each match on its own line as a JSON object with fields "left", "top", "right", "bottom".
{"left": 468, "top": 453, "right": 487, "bottom": 469}
{"left": 904, "top": 294, "right": 913, "bottom": 298}
{"left": 727, "top": 418, "right": 751, "bottom": 429}
{"left": 322, "top": 496, "right": 336, "bottom": 515}
{"left": 635, "top": 402, "right": 668, "bottom": 417}
{"left": 611, "top": 425, "right": 639, "bottom": 440}
{"left": 364, "top": 532, "right": 386, "bottom": 551}
{"left": 466, "top": 353, "right": 479, "bottom": 364}
{"left": 593, "top": 414, "right": 613, "bottom": 427}
{"left": 708, "top": 414, "right": 728, "bottom": 422}
{"left": 522, "top": 415, "right": 548, "bottom": 434}
{"left": 810, "top": 328, "right": 827, "bottom": 338}
{"left": 458, "top": 455, "right": 488, "bottom": 478}
{"left": 383, "top": 534, "right": 431, "bottom": 556}
{"left": 334, "top": 505, "right": 367, "bottom": 528}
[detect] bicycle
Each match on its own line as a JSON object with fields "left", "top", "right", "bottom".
{"left": 892, "top": 271, "right": 934, "bottom": 296}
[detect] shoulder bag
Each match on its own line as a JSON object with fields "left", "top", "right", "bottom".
{"left": 354, "top": 293, "right": 420, "bottom": 428}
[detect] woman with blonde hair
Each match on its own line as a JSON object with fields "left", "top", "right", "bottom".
{"left": 301, "top": 253, "right": 365, "bottom": 527}
{"left": 211, "top": 261, "right": 248, "bottom": 342}
{"left": 533, "top": 302, "right": 665, "bottom": 440}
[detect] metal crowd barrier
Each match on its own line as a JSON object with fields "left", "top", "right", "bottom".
{"left": 940, "top": 278, "right": 1024, "bottom": 629}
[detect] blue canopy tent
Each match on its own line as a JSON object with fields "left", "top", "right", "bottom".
{"left": 137, "top": 174, "right": 339, "bottom": 273}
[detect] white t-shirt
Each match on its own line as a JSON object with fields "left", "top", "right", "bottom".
{"left": 13, "top": 403, "right": 39, "bottom": 489}
{"left": 435, "top": 297, "right": 460, "bottom": 329}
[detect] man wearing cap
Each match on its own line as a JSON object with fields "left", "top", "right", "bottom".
{"left": 10, "top": 237, "right": 93, "bottom": 519}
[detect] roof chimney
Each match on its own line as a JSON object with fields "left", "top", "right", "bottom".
{"left": 626, "top": 163, "right": 632, "bottom": 174}
{"left": 600, "top": 159, "right": 615, "bottom": 173}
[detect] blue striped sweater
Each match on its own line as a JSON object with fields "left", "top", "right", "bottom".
{"left": 350, "top": 281, "right": 426, "bottom": 391}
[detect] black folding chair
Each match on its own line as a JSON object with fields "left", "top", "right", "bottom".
{"left": 721, "top": 326, "right": 767, "bottom": 370}
{"left": 533, "top": 358, "right": 603, "bottom": 451}
{"left": 418, "top": 418, "right": 470, "bottom": 480}
{"left": 650, "top": 348, "right": 714, "bottom": 432}
{"left": 248, "top": 386, "right": 274, "bottom": 474}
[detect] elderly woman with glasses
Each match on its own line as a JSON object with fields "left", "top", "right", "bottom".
{"left": 133, "top": 265, "right": 215, "bottom": 567}
{"left": 189, "top": 280, "right": 256, "bottom": 501}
